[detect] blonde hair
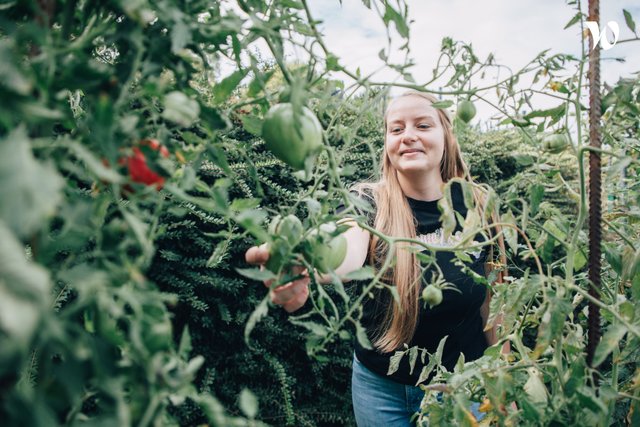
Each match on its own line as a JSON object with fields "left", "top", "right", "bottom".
{"left": 354, "top": 90, "right": 504, "bottom": 353}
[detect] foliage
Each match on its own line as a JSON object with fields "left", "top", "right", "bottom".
{"left": 1, "top": 0, "right": 640, "bottom": 426}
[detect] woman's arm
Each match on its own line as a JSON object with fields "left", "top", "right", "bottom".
{"left": 315, "top": 219, "right": 370, "bottom": 284}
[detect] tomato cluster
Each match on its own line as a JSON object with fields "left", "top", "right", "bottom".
{"left": 265, "top": 215, "right": 348, "bottom": 281}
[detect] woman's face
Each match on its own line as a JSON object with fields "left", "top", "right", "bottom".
{"left": 384, "top": 95, "right": 446, "bottom": 180}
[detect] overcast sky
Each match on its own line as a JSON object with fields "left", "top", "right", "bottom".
{"left": 298, "top": 0, "right": 640, "bottom": 124}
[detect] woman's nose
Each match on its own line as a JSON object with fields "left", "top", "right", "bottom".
{"left": 401, "top": 128, "right": 418, "bottom": 143}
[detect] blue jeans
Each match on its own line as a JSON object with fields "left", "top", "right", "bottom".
{"left": 351, "top": 353, "right": 484, "bottom": 426}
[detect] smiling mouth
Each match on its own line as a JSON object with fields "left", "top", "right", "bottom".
{"left": 401, "top": 149, "right": 424, "bottom": 155}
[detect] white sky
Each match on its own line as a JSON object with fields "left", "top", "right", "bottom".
{"left": 219, "top": 0, "right": 639, "bottom": 126}
{"left": 299, "top": 0, "right": 640, "bottom": 125}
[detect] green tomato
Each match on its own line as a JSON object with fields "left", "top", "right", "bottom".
{"left": 316, "top": 234, "right": 348, "bottom": 274}
{"left": 143, "top": 317, "right": 173, "bottom": 353}
{"left": 262, "top": 103, "right": 323, "bottom": 170}
{"left": 456, "top": 100, "right": 476, "bottom": 123}
{"left": 265, "top": 215, "right": 304, "bottom": 274}
{"left": 542, "top": 133, "right": 569, "bottom": 154}
{"left": 422, "top": 285, "right": 443, "bottom": 308}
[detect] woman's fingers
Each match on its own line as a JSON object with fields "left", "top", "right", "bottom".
{"left": 282, "top": 284, "right": 309, "bottom": 313}
{"left": 270, "top": 274, "right": 308, "bottom": 305}
{"left": 244, "top": 244, "right": 309, "bottom": 312}
{"left": 245, "top": 243, "right": 269, "bottom": 265}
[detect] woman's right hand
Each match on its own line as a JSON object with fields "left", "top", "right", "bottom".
{"left": 244, "top": 243, "right": 310, "bottom": 313}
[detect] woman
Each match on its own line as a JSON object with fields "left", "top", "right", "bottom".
{"left": 245, "top": 91, "right": 506, "bottom": 426}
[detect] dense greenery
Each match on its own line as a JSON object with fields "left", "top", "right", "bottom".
{"left": 1, "top": 0, "right": 639, "bottom": 426}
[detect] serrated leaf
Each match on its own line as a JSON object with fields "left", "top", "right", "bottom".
{"left": 387, "top": 351, "right": 404, "bottom": 375}
{"left": 382, "top": 3, "right": 409, "bottom": 38}
{"left": 213, "top": 69, "right": 249, "bottom": 103}
{"left": 290, "top": 319, "right": 328, "bottom": 337}
{"left": 592, "top": 323, "right": 627, "bottom": 367}
{"left": 408, "top": 346, "right": 418, "bottom": 375}
{"left": 344, "top": 266, "right": 375, "bottom": 281}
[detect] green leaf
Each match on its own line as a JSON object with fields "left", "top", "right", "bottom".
{"left": 382, "top": 3, "right": 409, "bottom": 38}
{"left": 213, "top": 69, "right": 249, "bottom": 104}
{"left": 592, "top": 323, "right": 627, "bottom": 367}
{"left": 0, "top": 126, "right": 64, "bottom": 238}
{"left": 290, "top": 320, "right": 328, "bottom": 337}
{"left": 408, "top": 346, "right": 418, "bottom": 375}
{"left": 416, "top": 336, "right": 447, "bottom": 385}
{"left": 238, "top": 388, "right": 258, "bottom": 419}
{"left": 523, "top": 367, "right": 548, "bottom": 404}
{"left": 512, "top": 154, "right": 535, "bottom": 166}
{"left": 280, "top": 0, "right": 303, "bottom": 9}
{"left": 564, "top": 12, "right": 582, "bottom": 29}
{"left": 171, "top": 19, "right": 192, "bottom": 53}
{"left": 356, "top": 321, "right": 373, "bottom": 350}
{"left": 121, "top": 209, "right": 153, "bottom": 259}
{"left": 523, "top": 104, "right": 566, "bottom": 121}
{"left": 244, "top": 295, "right": 270, "bottom": 345}
{"left": 573, "top": 249, "right": 587, "bottom": 271}
{"left": 66, "top": 139, "right": 123, "bottom": 183}
{"left": 0, "top": 222, "right": 52, "bottom": 377}
{"left": 502, "top": 210, "right": 518, "bottom": 253}
{"left": 430, "top": 100, "right": 454, "bottom": 109}
{"left": 343, "top": 266, "right": 375, "bottom": 281}
{"left": 163, "top": 91, "right": 200, "bottom": 127}
{"left": 235, "top": 267, "right": 276, "bottom": 282}
{"left": 178, "top": 326, "right": 193, "bottom": 358}
{"left": 529, "top": 184, "right": 544, "bottom": 216}
{"left": 387, "top": 351, "right": 404, "bottom": 375}
{"left": 624, "top": 9, "right": 636, "bottom": 34}
{"left": 240, "top": 114, "right": 263, "bottom": 136}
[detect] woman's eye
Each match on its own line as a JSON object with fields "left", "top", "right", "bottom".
{"left": 418, "top": 123, "right": 430, "bottom": 129}
{"left": 390, "top": 127, "right": 403, "bottom": 133}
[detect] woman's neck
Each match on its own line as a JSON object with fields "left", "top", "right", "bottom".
{"left": 397, "top": 171, "right": 444, "bottom": 201}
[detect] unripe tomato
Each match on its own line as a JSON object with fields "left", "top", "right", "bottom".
{"left": 541, "top": 133, "right": 569, "bottom": 154}
{"left": 456, "top": 100, "right": 476, "bottom": 123}
{"left": 315, "top": 235, "right": 347, "bottom": 274}
{"left": 422, "top": 285, "right": 443, "bottom": 308}
{"left": 265, "top": 215, "right": 304, "bottom": 274}
{"left": 261, "top": 103, "right": 323, "bottom": 171}
{"left": 143, "top": 317, "right": 173, "bottom": 353}
{"left": 269, "top": 214, "right": 303, "bottom": 246}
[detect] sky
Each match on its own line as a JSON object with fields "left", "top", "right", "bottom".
{"left": 297, "top": 0, "right": 640, "bottom": 124}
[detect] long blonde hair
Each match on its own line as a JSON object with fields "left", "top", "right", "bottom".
{"left": 353, "top": 90, "right": 504, "bottom": 353}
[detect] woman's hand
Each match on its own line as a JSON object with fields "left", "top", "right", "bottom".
{"left": 244, "top": 243, "right": 310, "bottom": 313}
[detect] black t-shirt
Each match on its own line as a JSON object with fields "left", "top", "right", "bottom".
{"left": 341, "top": 182, "right": 489, "bottom": 386}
